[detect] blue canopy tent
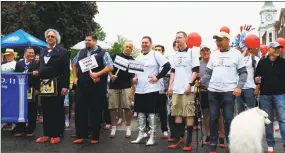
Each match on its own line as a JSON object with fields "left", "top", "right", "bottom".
{"left": 1, "top": 29, "right": 47, "bottom": 48}
{"left": 1, "top": 29, "right": 47, "bottom": 57}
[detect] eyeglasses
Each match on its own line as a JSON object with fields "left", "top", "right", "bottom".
{"left": 47, "top": 35, "right": 55, "bottom": 38}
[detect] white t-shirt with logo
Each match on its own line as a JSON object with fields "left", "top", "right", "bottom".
{"left": 240, "top": 55, "right": 260, "bottom": 89}
{"left": 135, "top": 50, "right": 168, "bottom": 94}
{"left": 1, "top": 60, "right": 16, "bottom": 72}
{"left": 207, "top": 48, "right": 245, "bottom": 92}
{"left": 172, "top": 47, "right": 200, "bottom": 94}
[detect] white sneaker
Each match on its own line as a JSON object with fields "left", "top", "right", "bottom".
{"left": 125, "top": 127, "right": 131, "bottom": 138}
{"left": 65, "top": 120, "right": 70, "bottom": 128}
{"left": 163, "top": 131, "right": 168, "bottom": 139}
{"left": 117, "top": 118, "right": 123, "bottom": 125}
{"left": 110, "top": 126, "right": 116, "bottom": 138}
{"left": 133, "top": 112, "right": 138, "bottom": 117}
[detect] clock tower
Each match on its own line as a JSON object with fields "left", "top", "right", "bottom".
{"left": 258, "top": 1, "right": 278, "bottom": 45}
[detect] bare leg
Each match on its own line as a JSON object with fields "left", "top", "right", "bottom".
{"left": 124, "top": 109, "right": 132, "bottom": 126}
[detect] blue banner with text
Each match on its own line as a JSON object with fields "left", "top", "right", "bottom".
{"left": 1, "top": 72, "right": 28, "bottom": 123}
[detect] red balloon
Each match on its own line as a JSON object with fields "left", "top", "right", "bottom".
{"left": 220, "top": 26, "right": 230, "bottom": 34}
{"left": 187, "top": 32, "right": 202, "bottom": 48}
{"left": 276, "top": 37, "right": 285, "bottom": 51}
{"left": 260, "top": 45, "right": 268, "bottom": 55}
{"left": 244, "top": 34, "right": 260, "bottom": 49}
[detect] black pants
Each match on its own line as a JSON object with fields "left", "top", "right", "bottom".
{"left": 41, "top": 93, "right": 65, "bottom": 137}
{"left": 75, "top": 85, "right": 104, "bottom": 140}
{"left": 102, "top": 94, "right": 111, "bottom": 125}
{"left": 156, "top": 94, "right": 168, "bottom": 132}
{"left": 14, "top": 102, "right": 37, "bottom": 134}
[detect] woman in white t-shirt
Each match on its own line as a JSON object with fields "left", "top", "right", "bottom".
{"left": 131, "top": 36, "right": 170, "bottom": 146}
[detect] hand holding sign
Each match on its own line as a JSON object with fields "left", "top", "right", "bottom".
{"left": 112, "top": 55, "right": 130, "bottom": 82}
{"left": 89, "top": 70, "right": 100, "bottom": 83}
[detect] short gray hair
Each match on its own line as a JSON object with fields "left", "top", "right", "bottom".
{"left": 44, "top": 29, "right": 61, "bottom": 44}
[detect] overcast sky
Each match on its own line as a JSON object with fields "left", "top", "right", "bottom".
{"left": 95, "top": 1, "right": 285, "bottom": 56}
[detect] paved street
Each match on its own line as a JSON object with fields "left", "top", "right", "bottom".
{"left": 1, "top": 118, "right": 284, "bottom": 153}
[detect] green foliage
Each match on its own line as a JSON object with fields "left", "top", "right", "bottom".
{"left": 1, "top": 1, "right": 106, "bottom": 49}
{"left": 92, "top": 24, "right": 106, "bottom": 41}
{"left": 108, "top": 35, "right": 140, "bottom": 58}
{"left": 108, "top": 35, "right": 128, "bottom": 56}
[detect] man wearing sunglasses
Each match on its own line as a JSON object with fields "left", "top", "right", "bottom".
{"left": 34, "top": 29, "right": 70, "bottom": 144}
{"left": 200, "top": 31, "right": 248, "bottom": 153}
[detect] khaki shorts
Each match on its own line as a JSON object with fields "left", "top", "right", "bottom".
{"left": 171, "top": 93, "right": 195, "bottom": 117}
{"left": 108, "top": 88, "right": 131, "bottom": 109}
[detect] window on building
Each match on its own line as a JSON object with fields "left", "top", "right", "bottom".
{"left": 269, "top": 32, "right": 272, "bottom": 42}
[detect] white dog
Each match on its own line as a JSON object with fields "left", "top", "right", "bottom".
{"left": 229, "top": 107, "right": 271, "bottom": 153}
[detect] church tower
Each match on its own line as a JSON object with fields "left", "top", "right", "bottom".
{"left": 258, "top": 1, "right": 278, "bottom": 45}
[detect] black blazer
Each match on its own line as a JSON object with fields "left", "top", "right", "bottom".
{"left": 15, "top": 59, "right": 40, "bottom": 90}
{"left": 38, "top": 44, "right": 70, "bottom": 89}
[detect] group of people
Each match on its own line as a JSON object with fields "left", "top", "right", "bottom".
{"left": 1, "top": 28, "right": 285, "bottom": 153}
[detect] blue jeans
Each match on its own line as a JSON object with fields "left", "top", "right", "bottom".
{"left": 208, "top": 91, "right": 235, "bottom": 151}
{"left": 260, "top": 94, "right": 285, "bottom": 147}
{"left": 236, "top": 88, "right": 257, "bottom": 114}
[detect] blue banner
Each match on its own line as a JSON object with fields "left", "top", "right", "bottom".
{"left": 1, "top": 72, "right": 28, "bottom": 123}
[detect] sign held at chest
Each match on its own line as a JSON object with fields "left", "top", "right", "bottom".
{"left": 79, "top": 55, "right": 98, "bottom": 73}
{"left": 128, "top": 60, "right": 144, "bottom": 74}
{"left": 114, "top": 55, "right": 130, "bottom": 71}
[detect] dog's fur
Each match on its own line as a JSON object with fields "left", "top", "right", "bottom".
{"left": 229, "top": 107, "right": 271, "bottom": 153}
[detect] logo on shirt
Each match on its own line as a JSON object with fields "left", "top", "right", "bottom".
{"left": 214, "top": 57, "right": 232, "bottom": 68}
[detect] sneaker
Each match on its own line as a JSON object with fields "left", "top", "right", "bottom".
{"left": 125, "top": 127, "right": 131, "bottom": 138}
{"left": 163, "top": 131, "right": 168, "bottom": 139}
{"left": 133, "top": 112, "right": 137, "bottom": 117}
{"left": 110, "top": 126, "right": 116, "bottom": 138}
{"left": 104, "top": 124, "right": 111, "bottom": 130}
{"left": 117, "top": 118, "right": 123, "bottom": 125}
{"left": 65, "top": 121, "right": 70, "bottom": 128}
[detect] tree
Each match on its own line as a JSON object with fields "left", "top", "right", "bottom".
{"left": 92, "top": 24, "right": 106, "bottom": 41}
{"left": 1, "top": 2, "right": 106, "bottom": 49}
{"left": 108, "top": 35, "right": 128, "bottom": 56}
{"left": 108, "top": 35, "right": 140, "bottom": 58}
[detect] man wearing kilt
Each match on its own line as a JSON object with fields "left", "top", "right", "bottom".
{"left": 131, "top": 36, "right": 171, "bottom": 146}
{"left": 14, "top": 47, "right": 40, "bottom": 137}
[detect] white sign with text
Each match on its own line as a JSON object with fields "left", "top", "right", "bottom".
{"left": 79, "top": 55, "right": 98, "bottom": 73}
{"left": 114, "top": 55, "right": 130, "bottom": 71}
{"left": 128, "top": 60, "right": 144, "bottom": 74}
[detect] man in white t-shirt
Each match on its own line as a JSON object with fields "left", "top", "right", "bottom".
{"left": 154, "top": 45, "right": 169, "bottom": 139}
{"left": 168, "top": 31, "right": 200, "bottom": 151}
{"left": 131, "top": 36, "right": 171, "bottom": 146}
{"left": 201, "top": 32, "right": 248, "bottom": 153}
{"left": 235, "top": 47, "right": 260, "bottom": 114}
{"left": 1, "top": 48, "right": 17, "bottom": 72}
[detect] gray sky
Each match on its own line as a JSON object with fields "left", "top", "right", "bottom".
{"left": 95, "top": 1, "right": 285, "bottom": 56}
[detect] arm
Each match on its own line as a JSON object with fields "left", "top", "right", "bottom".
{"left": 62, "top": 50, "right": 70, "bottom": 89}
{"left": 189, "top": 66, "right": 199, "bottom": 86}
{"left": 236, "top": 67, "right": 248, "bottom": 89}
{"left": 200, "top": 68, "right": 213, "bottom": 85}
{"left": 156, "top": 62, "right": 171, "bottom": 79}
{"left": 98, "top": 52, "right": 113, "bottom": 76}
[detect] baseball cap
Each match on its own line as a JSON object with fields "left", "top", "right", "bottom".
{"left": 213, "top": 32, "right": 230, "bottom": 40}
{"left": 200, "top": 45, "right": 210, "bottom": 51}
{"left": 269, "top": 42, "right": 283, "bottom": 49}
